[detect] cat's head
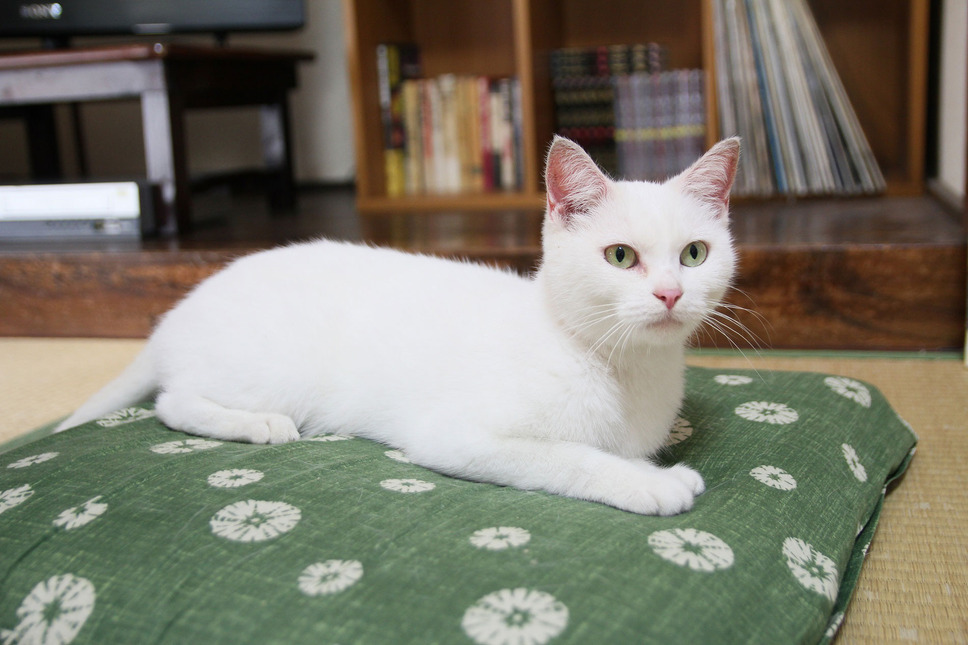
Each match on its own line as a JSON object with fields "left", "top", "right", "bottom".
{"left": 539, "top": 136, "right": 739, "bottom": 354}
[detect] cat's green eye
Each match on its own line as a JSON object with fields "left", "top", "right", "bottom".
{"left": 605, "top": 244, "right": 638, "bottom": 269}
{"left": 680, "top": 241, "right": 708, "bottom": 267}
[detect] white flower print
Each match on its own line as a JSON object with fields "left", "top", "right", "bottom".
{"left": 715, "top": 374, "right": 753, "bottom": 386}
{"left": 384, "top": 449, "right": 411, "bottom": 464}
{"left": 380, "top": 478, "right": 435, "bottom": 493}
{"left": 7, "top": 452, "right": 59, "bottom": 469}
{"left": 53, "top": 496, "right": 108, "bottom": 530}
{"left": 150, "top": 439, "right": 222, "bottom": 454}
{"left": 462, "top": 588, "right": 568, "bottom": 645}
{"left": 824, "top": 376, "right": 872, "bottom": 408}
{"left": 0, "top": 484, "right": 34, "bottom": 516}
{"left": 735, "top": 401, "right": 799, "bottom": 425}
{"left": 749, "top": 465, "right": 797, "bottom": 491}
{"left": 664, "top": 417, "right": 694, "bottom": 446}
{"left": 207, "top": 469, "right": 264, "bottom": 488}
{"left": 842, "top": 444, "right": 868, "bottom": 482}
{"left": 209, "top": 500, "right": 301, "bottom": 542}
{"left": 782, "top": 537, "right": 839, "bottom": 602}
{"left": 470, "top": 527, "right": 531, "bottom": 551}
{"left": 0, "top": 574, "right": 95, "bottom": 645}
{"left": 648, "top": 528, "right": 734, "bottom": 572}
{"left": 298, "top": 560, "right": 364, "bottom": 596}
{"left": 305, "top": 433, "right": 352, "bottom": 442}
{"left": 96, "top": 407, "right": 157, "bottom": 427}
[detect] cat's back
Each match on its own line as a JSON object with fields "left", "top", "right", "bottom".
{"left": 155, "top": 238, "right": 536, "bottom": 344}
{"left": 221, "top": 238, "right": 521, "bottom": 289}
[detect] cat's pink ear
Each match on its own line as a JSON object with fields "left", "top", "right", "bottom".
{"left": 544, "top": 136, "right": 609, "bottom": 226}
{"left": 675, "top": 137, "right": 740, "bottom": 217}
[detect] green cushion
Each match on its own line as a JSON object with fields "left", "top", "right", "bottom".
{"left": 0, "top": 367, "right": 916, "bottom": 644}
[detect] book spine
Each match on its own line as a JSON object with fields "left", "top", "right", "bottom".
{"left": 478, "top": 76, "right": 494, "bottom": 192}
{"left": 401, "top": 79, "right": 424, "bottom": 195}
{"left": 438, "top": 74, "right": 461, "bottom": 193}
{"left": 377, "top": 43, "right": 421, "bottom": 197}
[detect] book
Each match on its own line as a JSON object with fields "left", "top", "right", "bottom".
{"left": 376, "top": 43, "right": 422, "bottom": 198}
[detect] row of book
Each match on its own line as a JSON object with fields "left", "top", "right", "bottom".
{"left": 613, "top": 69, "right": 706, "bottom": 184}
{"left": 711, "top": 0, "right": 885, "bottom": 197}
{"left": 551, "top": 44, "right": 669, "bottom": 177}
{"left": 378, "top": 44, "right": 523, "bottom": 197}
{"left": 551, "top": 44, "right": 705, "bottom": 182}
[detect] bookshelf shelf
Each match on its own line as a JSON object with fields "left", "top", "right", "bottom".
{"left": 342, "top": 0, "right": 930, "bottom": 214}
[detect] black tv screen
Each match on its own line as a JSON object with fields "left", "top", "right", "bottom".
{"left": 0, "top": 0, "right": 304, "bottom": 38}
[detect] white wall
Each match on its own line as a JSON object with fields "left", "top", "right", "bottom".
{"left": 937, "top": 0, "right": 967, "bottom": 201}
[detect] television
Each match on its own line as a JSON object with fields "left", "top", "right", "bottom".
{"left": 0, "top": 1, "right": 304, "bottom": 42}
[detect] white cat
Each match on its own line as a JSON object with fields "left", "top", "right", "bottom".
{"left": 57, "top": 136, "right": 739, "bottom": 516}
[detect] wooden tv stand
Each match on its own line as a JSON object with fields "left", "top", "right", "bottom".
{"left": 0, "top": 43, "right": 313, "bottom": 234}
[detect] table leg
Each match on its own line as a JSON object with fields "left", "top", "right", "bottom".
{"left": 260, "top": 99, "right": 296, "bottom": 212}
{"left": 23, "top": 104, "right": 62, "bottom": 180}
{"left": 141, "top": 90, "right": 191, "bottom": 234}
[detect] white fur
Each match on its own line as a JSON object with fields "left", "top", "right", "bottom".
{"left": 57, "top": 138, "right": 739, "bottom": 516}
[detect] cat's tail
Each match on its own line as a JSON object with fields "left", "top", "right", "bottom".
{"left": 55, "top": 344, "right": 158, "bottom": 432}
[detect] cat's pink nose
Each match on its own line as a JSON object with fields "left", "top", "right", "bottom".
{"left": 654, "top": 288, "right": 682, "bottom": 310}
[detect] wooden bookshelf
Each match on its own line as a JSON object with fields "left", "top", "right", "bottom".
{"left": 342, "top": 0, "right": 930, "bottom": 213}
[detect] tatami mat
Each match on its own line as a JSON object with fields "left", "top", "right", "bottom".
{"left": 0, "top": 338, "right": 146, "bottom": 444}
{"left": 1, "top": 338, "right": 966, "bottom": 643}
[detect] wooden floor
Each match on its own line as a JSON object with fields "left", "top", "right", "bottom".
{"left": 0, "top": 184, "right": 965, "bottom": 350}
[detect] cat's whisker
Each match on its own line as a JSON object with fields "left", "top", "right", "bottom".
{"left": 606, "top": 322, "right": 637, "bottom": 369}
{"left": 698, "top": 312, "right": 749, "bottom": 354}
{"left": 618, "top": 322, "right": 637, "bottom": 363}
{"left": 705, "top": 311, "right": 755, "bottom": 346}
{"left": 569, "top": 307, "right": 621, "bottom": 327}
{"left": 718, "top": 286, "right": 773, "bottom": 345}
{"left": 708, "top": 308, "right": 768, "bottom": 352}
{"left": 564, "top": 303, "right": 626, "bottom": 341}
{"left": 703, "top": 315, "right": 761, "bottom": 361}
{"left": 719, "top": 301, "right": 772, "bottom": 341}
{"left": 588, "top": 319, "right": 629, "bottom": 362}
{"left": 566, "top": 301, "right": 620, "bottom": 322}
{"left": 696, "top": 312, "right": 767, "bottom": 378}
{"left": 589, "top": 321, "right": 625, "bottom": 356}
{"left": 565, "top": 310, "right": 622, "bottom": 339}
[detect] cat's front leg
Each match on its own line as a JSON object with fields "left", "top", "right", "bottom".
{"left": 406, "top": 436, "right": 704, "bottom": 516}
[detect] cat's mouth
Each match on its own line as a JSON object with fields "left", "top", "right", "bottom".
{"left": 648, "top": 311, "right": 683, "bottom": 330}
{"left": 644, "top": 311, "right": 696, "bottom": 337}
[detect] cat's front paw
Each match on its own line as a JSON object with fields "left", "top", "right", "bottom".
{"left": 616, "top": 463, "right": 705, "bottom": 516}
{"left": 666, "top": 463, "right": 705, "bottom": 496}
{"left": 245, "top": 413, "right": 300, "bottom": 444}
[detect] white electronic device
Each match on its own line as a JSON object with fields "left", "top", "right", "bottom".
{"left": 0, "top": 181, "right": 154, "bottom": 238}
